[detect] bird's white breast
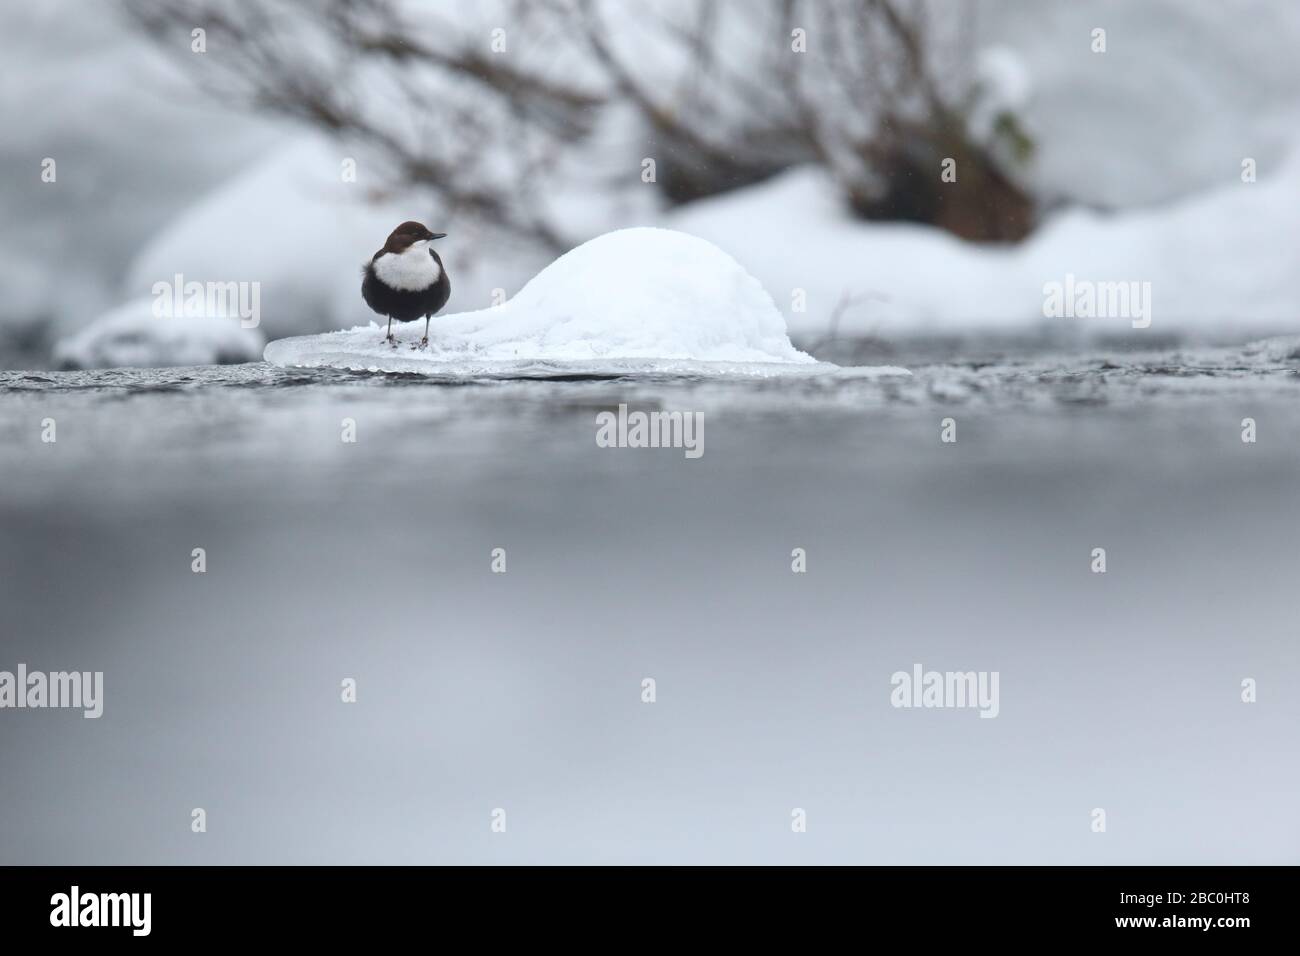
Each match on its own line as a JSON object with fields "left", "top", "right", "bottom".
{"left": 374, "top": 245, "right": 442, "bottom": 291}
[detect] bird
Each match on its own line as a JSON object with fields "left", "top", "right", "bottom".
{"left": 361, "top": 221, "right": 451, "bottom": 346}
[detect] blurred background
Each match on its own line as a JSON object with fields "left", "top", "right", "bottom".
{"left": 3, "top": 0, "right": 1299, "bottom": 369}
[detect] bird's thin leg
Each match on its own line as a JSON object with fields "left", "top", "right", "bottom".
{"left": 421, "top": 316, "right": 430, "bottom": 346}
{"left": 385, "top": 315, "right": 394, "bottom": 344}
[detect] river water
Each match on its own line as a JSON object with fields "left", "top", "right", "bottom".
{"left": 1, "top": 341, "right": 1297, "bottom": 863}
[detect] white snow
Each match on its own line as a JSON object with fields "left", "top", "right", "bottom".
{"left": 264, "top": 228, "right": 881, "bottom": 378}
{"left": 0, "top": 0, "right": 279, "bottom": 336}
{"left": 668, "top": 148, "right": 1300, "bottom": 338}
{"left": 124, "top": 139, "right": 404, "bottom": 338}
{"left": 53, "top": 298, "right": 264, "bottom": 370}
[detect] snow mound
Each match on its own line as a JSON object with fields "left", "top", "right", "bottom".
{"left": 265, "top": 228, "right": 848, "bottom": 377}
{"left": 54, "top": 298, "right": 265, "bottom": 370}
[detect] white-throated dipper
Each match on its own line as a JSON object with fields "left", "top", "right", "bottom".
{"left": 361, "top": 221, "right": 451, "bottom": 346}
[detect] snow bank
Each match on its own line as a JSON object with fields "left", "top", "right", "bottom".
{"left": 264, "top": 228, "right": 858, "bottom": 377}
{"left": 53, "top": 298, "right": 264, "bottom": 370}
{"left": 124, "top": 139, "right": 404, "bottom": 338}
{"left": 0, "top": 0, "right": 279, "bottom": 337}
{"left": 669, "top": 149, "right": 1300, "bottom": 338}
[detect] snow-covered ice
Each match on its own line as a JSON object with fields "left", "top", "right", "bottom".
{"left": 53, "top": 298, "right": 265, "bottom": 370}
{"left": 265, "top": 228, "right": 905, "bottom": 378}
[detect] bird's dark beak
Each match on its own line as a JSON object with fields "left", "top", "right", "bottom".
{"left": 430, "top": 232, "right": 447, "bottom": 241}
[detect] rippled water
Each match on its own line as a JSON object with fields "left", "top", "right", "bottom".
{"left": 6, "top": 334, "right": 1300, "bottom": 401}
{"left": 1, "top": 341, "right": 1298, "bottom": 863}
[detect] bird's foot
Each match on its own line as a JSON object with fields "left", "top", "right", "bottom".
{"left": 420, "top": 336, "right": 429, "bottom": 348}
{"left": 385, "top": 334, "right": 397, "bottom": 347}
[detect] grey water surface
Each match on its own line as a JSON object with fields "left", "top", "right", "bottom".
{"left": 1, "top": 341, "right": 1298, "bottom": 864}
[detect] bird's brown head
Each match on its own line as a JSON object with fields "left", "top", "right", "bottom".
{"left": 384, "top": 221, "right": 447, "bottom": 253}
